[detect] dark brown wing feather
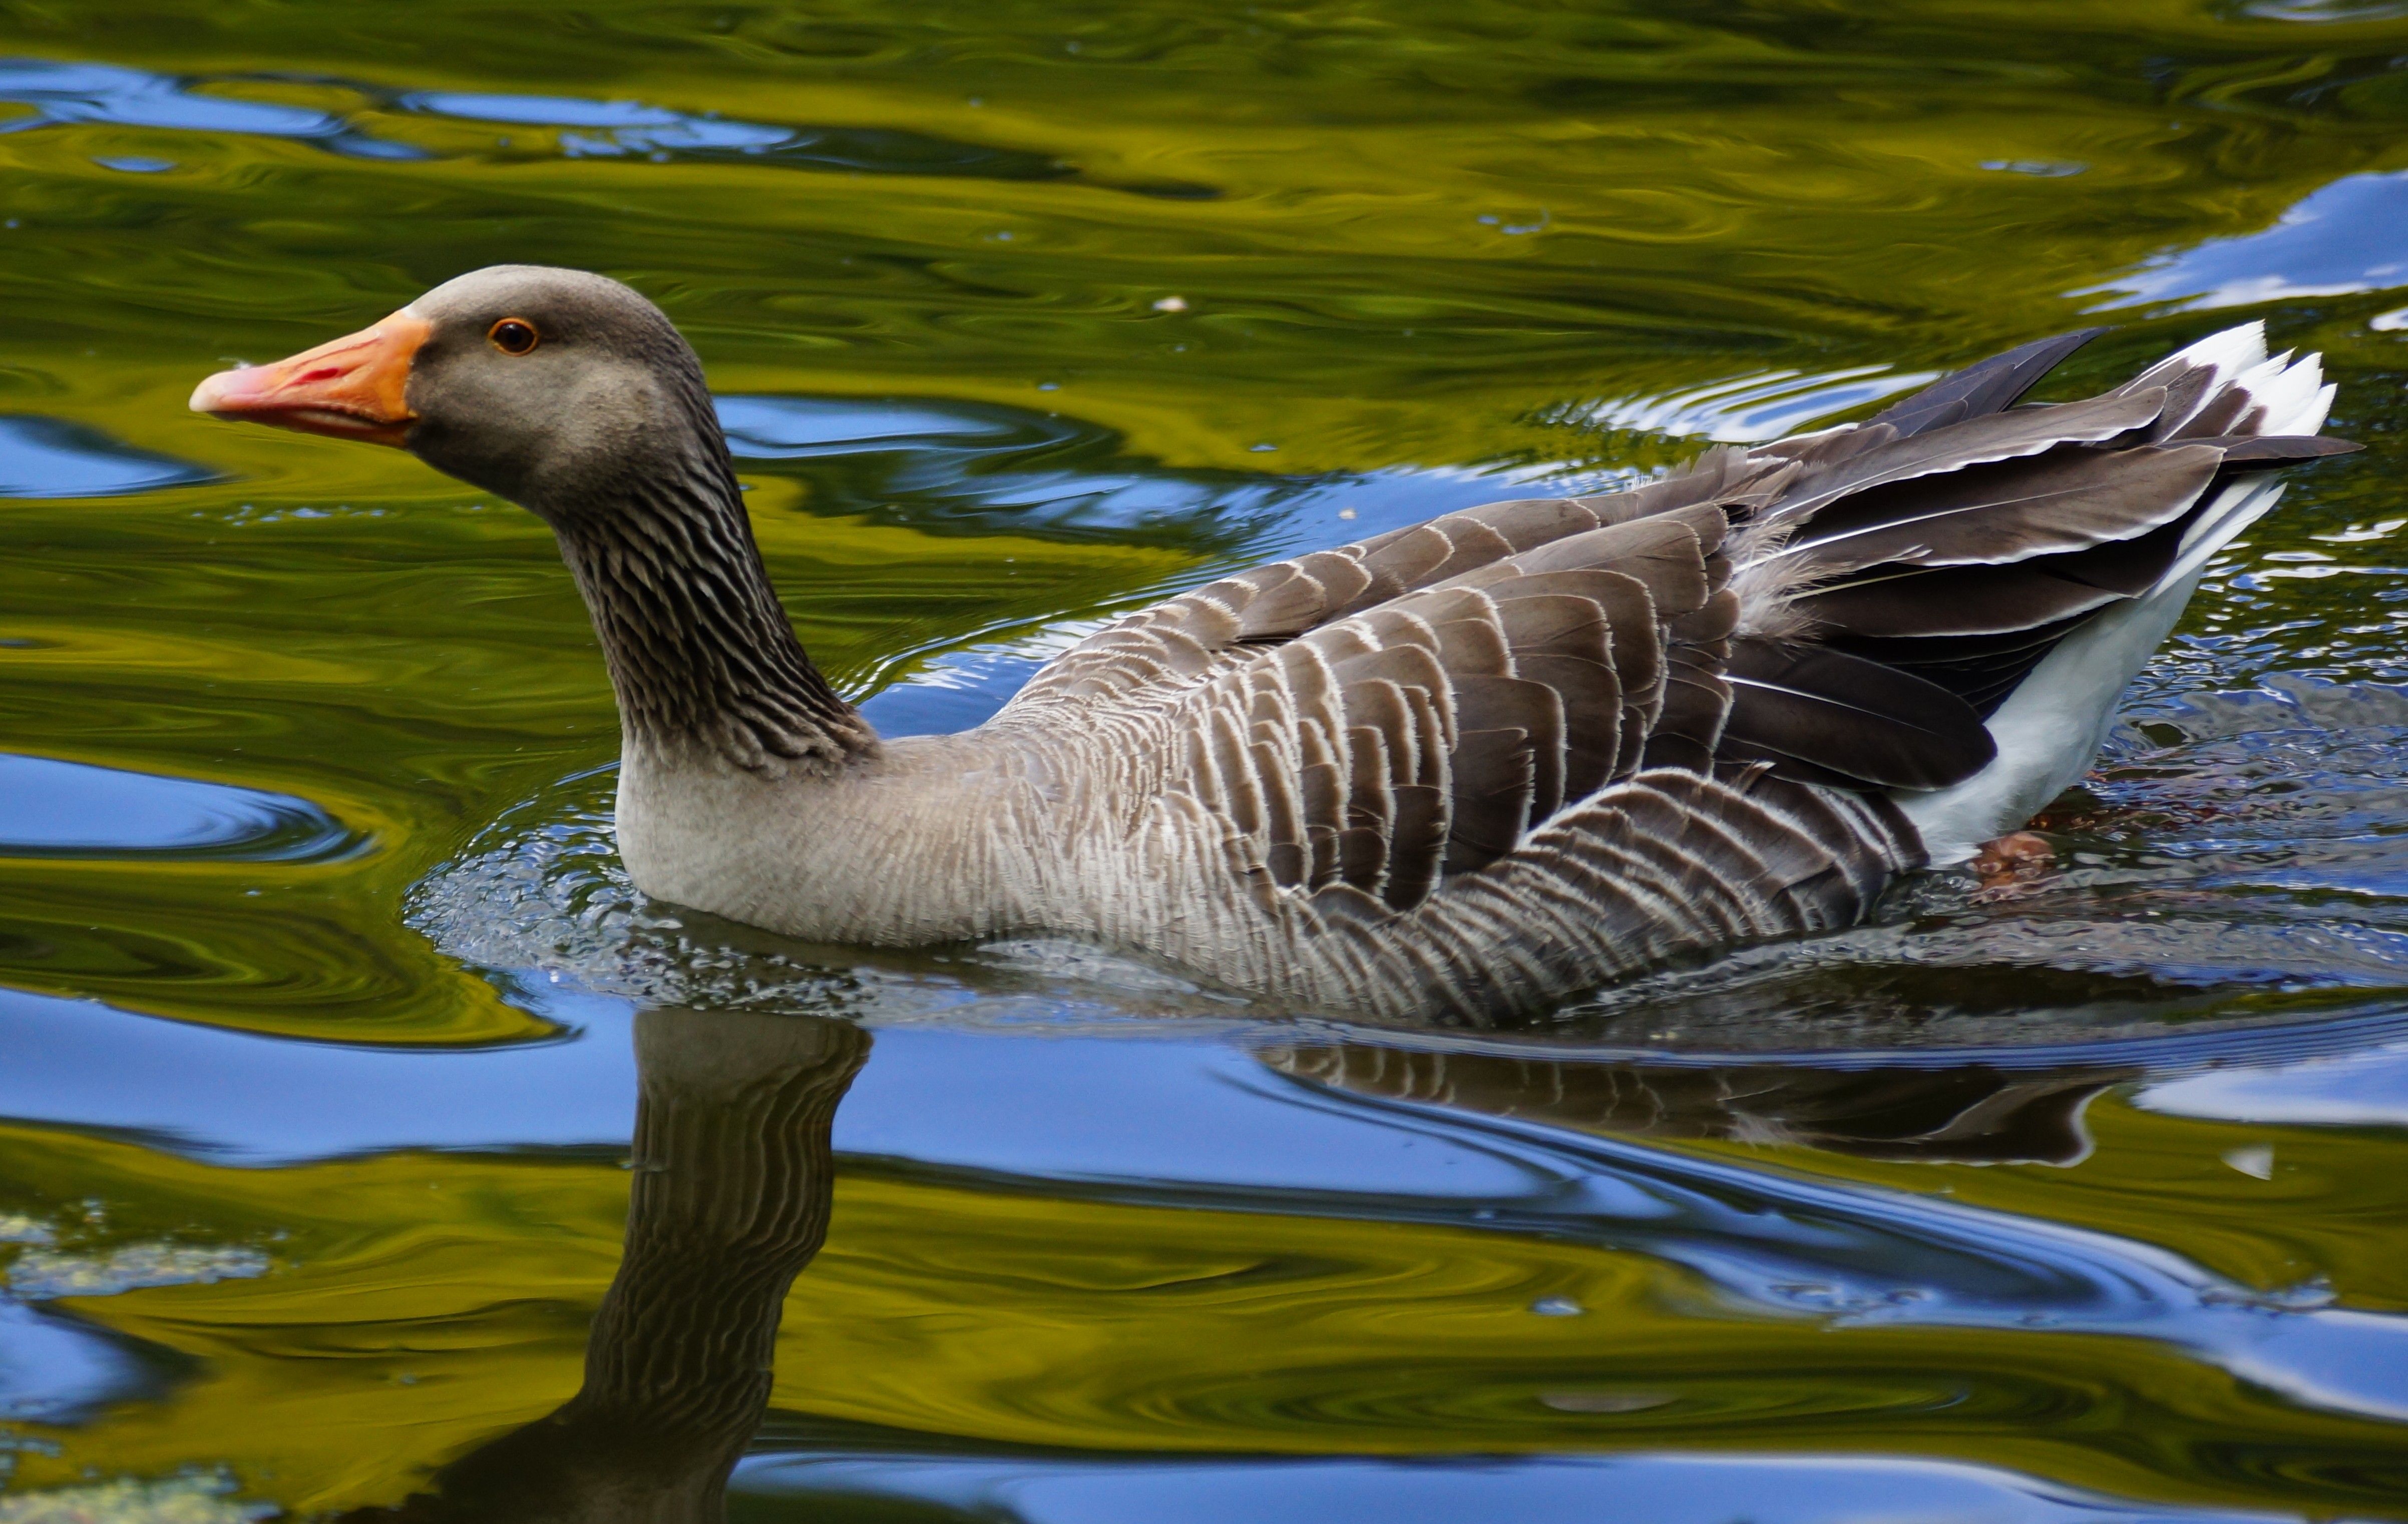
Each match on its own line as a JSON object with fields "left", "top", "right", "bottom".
{"left": 1770, "top": 443, "right": 2223, "bottom": 578}
{"left": 1769, "top": 387, "right": 2172, "bottom": 524}
{"left": 1866, "top": 328, "right": 2107, "bottom": 439}
{"left": 1774, "top": 375, "right": 2356, "bottom": 716}
{"left": 1004, "top": 446, "right": 1789, "bottom": 715}
{"left": 1720, "top": 638, "right": 1993, "bottom": 790}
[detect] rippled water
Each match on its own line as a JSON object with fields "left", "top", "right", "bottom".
{"left": 2, "top": 2, "right": 2407, "bottom": 1519}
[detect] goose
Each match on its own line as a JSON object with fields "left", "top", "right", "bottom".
{"left": 191, "top": 267, "right": 2356, "bottom": 1024}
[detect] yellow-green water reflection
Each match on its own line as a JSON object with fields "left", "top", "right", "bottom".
{"left": 2, "top": 0, "right": 2407, "bottom": 1519}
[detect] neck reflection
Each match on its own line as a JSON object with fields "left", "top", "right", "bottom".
{"left": 340, "top": 1008, "right": 870, "bottom": 1523}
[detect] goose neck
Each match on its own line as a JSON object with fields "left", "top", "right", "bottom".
{"left": 549, "top": 467, "right": 876, "bottom": 776}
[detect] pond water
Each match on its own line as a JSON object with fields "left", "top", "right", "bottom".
{"left": 2, "top": 2, "right": 2406, "bottom": 1519}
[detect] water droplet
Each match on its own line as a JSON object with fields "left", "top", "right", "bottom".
{"left": 1530, "top": 1295, "right": 1584, "bottom": 1317}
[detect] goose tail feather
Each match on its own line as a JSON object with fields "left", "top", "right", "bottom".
{"left": 1866, "top": 321, "right": 2343, "bottom": 862}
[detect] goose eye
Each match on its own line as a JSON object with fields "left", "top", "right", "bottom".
{"left": 488, "top": 318, "right": 540, "bottom": 355}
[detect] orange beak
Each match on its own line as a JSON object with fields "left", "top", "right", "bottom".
{"left": 188, "top": 312, "right": 431, "bottom": 446}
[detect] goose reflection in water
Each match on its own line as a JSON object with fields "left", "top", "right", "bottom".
{"left": 333, "top": 1008, "right": 867, "bottom": 1524}
{"left": 1262, "top": 1044, "right": 2134, "bottom": 1166}
{"left": 322, "top": 1001, "right": 2166, "bottom": 1524}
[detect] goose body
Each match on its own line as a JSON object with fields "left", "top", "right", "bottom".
{"left": 192, "top": 269, "right": 2353, "bottom": 1023}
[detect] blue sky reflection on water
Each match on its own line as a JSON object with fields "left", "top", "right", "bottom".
{"left": 3, "top": 4, "right": 2408, "bottom": 1517}
{"left": 2086, "top": 170, "right": 2408, "bottom": 312}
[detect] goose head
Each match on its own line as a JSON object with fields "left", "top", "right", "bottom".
{"left": 191, "top": 266, "right": 874, "bottom": 774}
{"left": 188, "top": 264, "right": 725, "bottom": 525}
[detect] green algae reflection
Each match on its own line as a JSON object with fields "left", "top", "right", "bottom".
{"left": 2, "top": 0, "right": 2408, "bottom": 1519}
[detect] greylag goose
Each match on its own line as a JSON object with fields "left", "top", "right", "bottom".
{"left": 191, "top": 267, "right": 2355, "bottom": 1023}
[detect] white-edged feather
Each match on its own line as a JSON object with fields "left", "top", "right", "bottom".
{"left": 2147, "top": 318, "right": 2268, "bottom": 392}
{"left": 1894, "top": 323, "right": 2330, "bottom": 862}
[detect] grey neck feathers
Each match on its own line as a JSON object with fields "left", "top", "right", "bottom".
{"left": 548, "top": 425, "right": 876, "bottom": 776}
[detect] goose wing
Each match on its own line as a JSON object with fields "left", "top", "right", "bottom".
{"left": 1001, "top": 446, "right": 1981, "bottom": 925}
{"left": 1135, "top": 477, "right": 2014, "bottom": 922}
{"left": 1000, "top": 446, "right": 1785, "bottom": 719}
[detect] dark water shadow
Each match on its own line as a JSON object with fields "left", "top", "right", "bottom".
{"left": 1259, "top": 1043, "right": 2128, "bottom": 1166}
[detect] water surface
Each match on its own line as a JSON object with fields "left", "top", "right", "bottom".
{"left": 2, "top": 2, "right": 2407, "bottom": 1519}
